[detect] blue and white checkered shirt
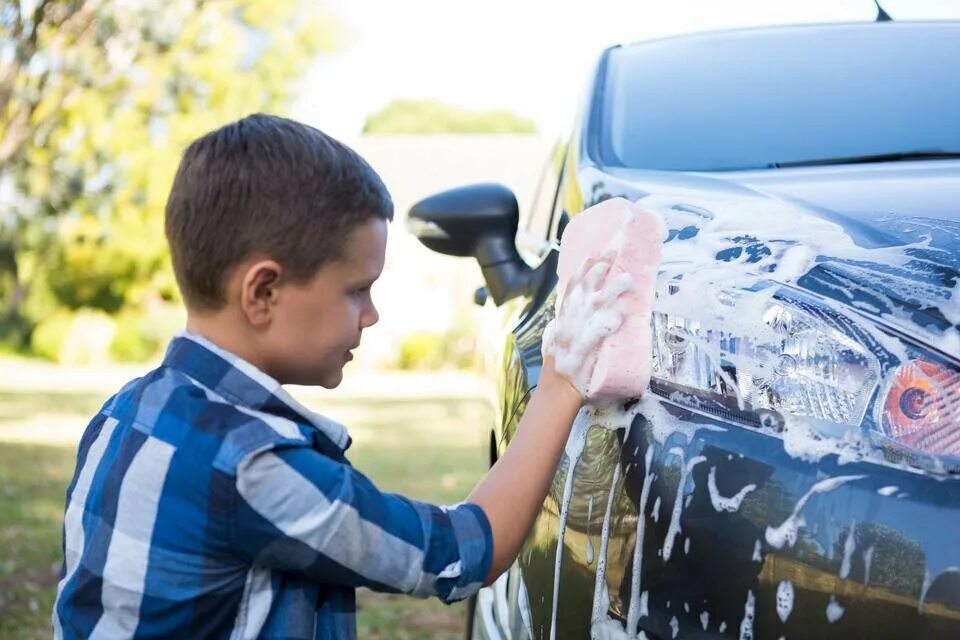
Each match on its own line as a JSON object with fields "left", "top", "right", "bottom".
{"left": 52, "top": 332, "right": 493, "bottom": 639}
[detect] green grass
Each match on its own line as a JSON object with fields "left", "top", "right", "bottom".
{"left": 0, "top": 390, "right": 492, "bottom": 639}
{"left": 0, "top": 391, "right": 106, "bottom": 426}
{"left": 0, "top": 444, "right": 77, "bottom": 639}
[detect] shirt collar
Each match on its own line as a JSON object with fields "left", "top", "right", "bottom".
{"left": 162, "top": 331, "right": 351, "bottom": 451}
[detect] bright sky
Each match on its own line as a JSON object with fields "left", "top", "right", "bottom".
{"left": 292, "top": 0, "right": 960, "bottom": 138}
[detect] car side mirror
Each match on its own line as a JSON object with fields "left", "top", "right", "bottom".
{"left": 407, "top": 183, "right": 534, "bottom": 305}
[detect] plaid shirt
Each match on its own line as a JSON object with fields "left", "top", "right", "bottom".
{"left": 52, "top": 333, "right": 492, "bottom": 639}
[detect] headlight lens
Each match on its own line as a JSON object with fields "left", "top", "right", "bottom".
{"left": 651, "top": 290, "right": 882, "bottom": 430}
{"left": 649, "top": 284, "right": 960, "bottom": 472}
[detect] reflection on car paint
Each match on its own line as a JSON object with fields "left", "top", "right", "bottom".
{"left": 920, "top": 567, "right": 960, "bottom": 615}
{"left": 765, "top": 475, "right": 865, "bottom": 549}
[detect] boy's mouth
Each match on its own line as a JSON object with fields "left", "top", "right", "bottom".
{"left": 344, "top": 339, "right": 360, "bottom": 363}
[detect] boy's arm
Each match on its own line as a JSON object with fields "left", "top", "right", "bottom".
{"left": 466, "top": 356, "right": 582, "bottom": 586}
{"left": 233, "top": 443, "right": 492, "bottom": 603}
{"left": 468, "top": 254, "right": 634, "bottom": 585}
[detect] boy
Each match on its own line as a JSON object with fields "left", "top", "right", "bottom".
{"left": 52, "top": 114, "right": 623, "bottom": 639}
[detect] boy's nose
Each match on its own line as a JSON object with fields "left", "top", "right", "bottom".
{"left": 362, "top": 302, "right": 379, "bottom": 328}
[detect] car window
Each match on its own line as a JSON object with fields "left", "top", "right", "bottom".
{"left": 548, "top": 172, "right": 568, "bottom": 246}
{"left": 518, "top": 141, "right": 565, "bottom": 260}
{"left": 602, "top": 24, "right": 960, "bottom": 172}
{"left": 525, "top": 141, "right": 565, "bottom": 239}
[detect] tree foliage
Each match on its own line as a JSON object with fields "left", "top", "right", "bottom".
{"left": 363, "top": 98, "right": 537, "bottom": 135}
{"left": 0, "top": 0, "right": 338, "bottom": 358}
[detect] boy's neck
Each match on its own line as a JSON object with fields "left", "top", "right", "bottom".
{"left": 185, "top": 312, "right": 272, "bottom": 377}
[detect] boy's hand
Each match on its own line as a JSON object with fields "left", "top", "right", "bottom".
{"left": 539, "top": 355, "right": 582, "bottom": 407}
{"left": 541, "top": 254, "right": 633, "bottom": 400}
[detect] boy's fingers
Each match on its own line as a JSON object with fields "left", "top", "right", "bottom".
{"left": 572, "top": 309, "right": 623, "bottom": 357}
{"left": 583, "top": 260, "right": 611, "bottom": 291}
{"left": 591, "top": 308, "right": 624, "bottom": 339}
{"left": 555, "top": 257, "right": 590, "bottom": 316}
{"left": 603, "top": 271, "right": 634, "bottom": 301}
{"left": 541, "top": 319, "right": 557, "bottom": 356}
{"left": 557, "top": 256, "right": 595, "bottom": 313}
{"left": 588, "top": 270, "right": 631, "bottom": 310}
{"left": 574, "top": 255, "right": 598, "bottom": 280}
{"left": 571, "top": 256, "right": 608, "bottom": 287}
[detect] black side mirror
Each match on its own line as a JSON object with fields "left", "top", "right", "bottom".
{"left": 407, "top": 183, "right": 534, "bottom": 305}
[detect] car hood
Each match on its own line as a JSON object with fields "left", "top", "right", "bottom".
{"left": 593, "top": 160, "right": 960, "bottom": 356}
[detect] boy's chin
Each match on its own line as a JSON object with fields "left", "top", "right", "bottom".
{"left": 316, "top": 368, "right": 344, "bottom": 389}
{"left": 281, "top": 362, "right": 345, "bottom": 389}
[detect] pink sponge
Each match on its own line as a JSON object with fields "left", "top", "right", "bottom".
{"left": 556, "top": 198, "right": 665, "bottom": 402}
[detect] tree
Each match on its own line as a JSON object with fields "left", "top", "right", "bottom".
{"left": 0, "top": 0, "right": 339, "bottom": 354}
{"left": 363, "top": 98, "right": 537, "bottom": 135}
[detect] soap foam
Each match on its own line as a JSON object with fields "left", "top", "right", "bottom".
{"left": 707, "top": 466, "right": 756, "bottom": 513}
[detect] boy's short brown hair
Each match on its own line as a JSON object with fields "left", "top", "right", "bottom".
{"left": 164, "top": 113, "right": 393, "bottom": 311}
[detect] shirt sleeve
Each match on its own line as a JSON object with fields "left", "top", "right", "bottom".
{"left": 232, "top": 444, "right": 493, "bottom": 603}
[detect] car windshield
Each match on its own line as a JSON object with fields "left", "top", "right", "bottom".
{"left": 602, "top": 23, "right": 960, "bottom": 172}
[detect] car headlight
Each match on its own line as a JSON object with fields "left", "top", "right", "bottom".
{"left": 649, "top": 282, "right": 960, "bottom": 472}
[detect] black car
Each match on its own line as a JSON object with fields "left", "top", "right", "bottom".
{"left": 409, "top": 20, "right": 960, "bottom": 640}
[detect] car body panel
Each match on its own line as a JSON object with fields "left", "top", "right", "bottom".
{"left": 469, "top": 21, "right": 960, "bottom": 640}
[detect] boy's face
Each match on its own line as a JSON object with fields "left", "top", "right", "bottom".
{"left": 267, "top": 218, "right": 388, "bottom": 387}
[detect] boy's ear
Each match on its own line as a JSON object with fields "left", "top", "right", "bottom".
{"left": 239, "top": 259, "right": 283, "bottom": 327}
